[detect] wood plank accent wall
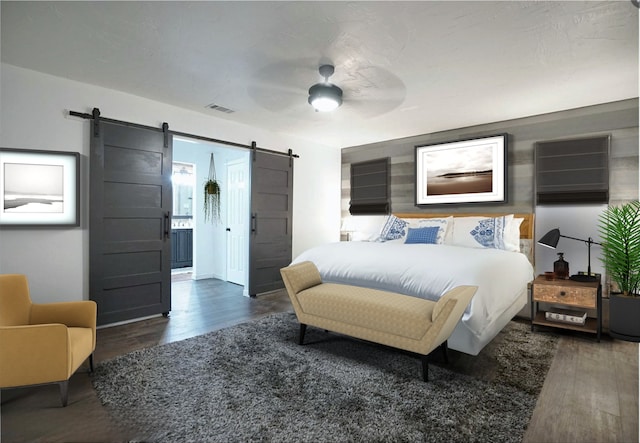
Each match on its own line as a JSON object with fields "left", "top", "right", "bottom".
{"left": 341, "top": 99, "right": 638, "bottom": 217}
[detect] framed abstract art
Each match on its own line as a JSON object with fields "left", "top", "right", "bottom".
{"left": 0, "top": 148, "right": 80, "bottom": 226}
{"left": 415, "top": 134, "right": 507, "bottom": 206}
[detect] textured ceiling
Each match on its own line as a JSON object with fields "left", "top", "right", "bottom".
{"left": 1, "top": 1, "right": 638, "bottom": 148}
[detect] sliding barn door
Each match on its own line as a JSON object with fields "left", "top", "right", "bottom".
{"left": 90, "top": 121, "right": 172, "bottom": 325}
{"left": 248, "top": 151, "right": 293, "bottom": 296}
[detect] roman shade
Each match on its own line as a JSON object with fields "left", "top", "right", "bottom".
{"left": 535, "top": 135, "right": 610, "bottom": 205}
{"left": 349, "top": 157, "right": 390, "bottom": 215}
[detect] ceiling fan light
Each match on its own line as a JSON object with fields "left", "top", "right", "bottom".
{"left": 308, "top": 83, "right": 343, "bottom": 112}
{"left": 310, "top": 96, "right": 341, "bottom": 112}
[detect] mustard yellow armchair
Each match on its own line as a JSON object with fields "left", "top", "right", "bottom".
{"left": 0, "top": 274, "right": 96, "bottom": 407}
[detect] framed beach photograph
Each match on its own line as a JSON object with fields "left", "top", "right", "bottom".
{"left": 415, "top": 134, "right": 507, "bottom": 206}
{"left": 0, "top": 148, "right": 80, "bottom": 226}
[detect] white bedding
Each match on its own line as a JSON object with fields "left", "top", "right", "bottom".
{"left": 292, "top": 241, "right": 534, "bottom": 355}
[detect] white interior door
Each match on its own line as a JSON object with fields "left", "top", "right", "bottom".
{"left": 226, "top": 159, "right": 249, "bottom": 286}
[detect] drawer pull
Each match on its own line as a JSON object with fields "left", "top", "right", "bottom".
{"left": 560, "top": 291, "right": 566, "bottom": 296}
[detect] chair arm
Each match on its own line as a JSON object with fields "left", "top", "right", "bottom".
{"left": 30, "top": 300, "right": 97, "bottom": 329}
{"left": 0, "top": 324, "right": 71, "bottom": 387}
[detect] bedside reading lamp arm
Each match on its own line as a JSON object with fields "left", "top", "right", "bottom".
{"left": 559, "top": 235, "right": 601, "bottom": 277}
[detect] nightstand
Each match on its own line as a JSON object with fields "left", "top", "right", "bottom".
{"left": 530, "top": 275, "right": 602, "bottom": 341}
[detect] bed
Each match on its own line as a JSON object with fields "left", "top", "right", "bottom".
{"left": 291, "top": 213, "right": 535, "bottom": 356}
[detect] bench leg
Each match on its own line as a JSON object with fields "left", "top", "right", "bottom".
{"left": 440, "top": 340, "right": 449, "bottom": 364}
{"left": 421, "top": 354, "right": 429, "bottom": 382}
{"left": 421, "top": 341, "right": 449, "bottom": 382}
{"left": 298, "top": 323, "right": 307, "bottom": 345}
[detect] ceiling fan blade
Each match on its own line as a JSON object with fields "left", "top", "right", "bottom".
{"left": 337, "top": 65, "right": 407, "bottom": 117}
{"left": 247, "top": 59, "right": 321, "bottom": 112}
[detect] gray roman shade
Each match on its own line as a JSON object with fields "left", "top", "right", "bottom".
{"left": 349, "top": 157, "right": 390, "bottom": 215}
{"left": 535, "top": 135, "right": 610, "bottom": 205}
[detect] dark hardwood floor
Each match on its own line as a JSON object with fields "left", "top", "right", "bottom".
{"left": 96, "top": 275, "right": 293, "bottom": 362}
{"left": 1, "top": 276, "right": 637, "bottom": 443}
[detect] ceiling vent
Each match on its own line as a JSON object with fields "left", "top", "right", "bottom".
{"left": 206, "top": 103, "right": 235, "bottom": 114}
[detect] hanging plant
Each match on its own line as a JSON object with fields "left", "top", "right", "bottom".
{"left": 203, "top": 153, "right": 221, "bottom": 224}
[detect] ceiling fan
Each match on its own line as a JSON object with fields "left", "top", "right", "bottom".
{"left": 247, "top": 59, "right": 406, "bottom": 118}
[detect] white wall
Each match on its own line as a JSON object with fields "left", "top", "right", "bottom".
{"left": 0, "top": 63, "right": 341, "bottom": 303}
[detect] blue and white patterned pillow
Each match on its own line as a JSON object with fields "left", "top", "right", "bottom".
{"left": 378, "top": 215, "right": 408, "bottom": 242}
{"left": 470, "top": 218, "right": 506, "bottom": 248}
{"left": 404, "top": 226, "right": 440, "bottom": 244}
{"left": 451, "top": 215, "right": 513, "bottom": 250}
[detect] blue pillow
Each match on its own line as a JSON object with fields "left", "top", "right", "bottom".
{"left": 404, "top": 226, "right": 440, "bottom": 244}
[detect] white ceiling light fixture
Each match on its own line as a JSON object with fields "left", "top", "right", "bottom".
{"left": 308, "top": 64, "right": 343, "bottom": 112}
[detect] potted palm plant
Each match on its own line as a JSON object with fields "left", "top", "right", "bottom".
{"left": 203, "top": 153, "right": 221, "bottom": 224}
{"left": 598, "top": 200, "right": 640, "bottom": 342}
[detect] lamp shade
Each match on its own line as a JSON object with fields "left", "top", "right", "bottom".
{"left": 538, "top": 228, "right": 561, "bottom": 248}
{"left": 308, "top": 83, "right": 343, "bottom": 112}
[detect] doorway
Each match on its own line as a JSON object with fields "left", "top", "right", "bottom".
{"left": 171, "top": 161, "right": 194, "bottom": 277}
{"left": 172, "top": 137, "right": 250, "bottom": 294}
{"left": 84, "top": 111, "right": 292, "bottom": 325}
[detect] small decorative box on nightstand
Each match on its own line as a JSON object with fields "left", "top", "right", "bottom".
{"left": 530, "top": 275, "right": 602, "bottom": 341}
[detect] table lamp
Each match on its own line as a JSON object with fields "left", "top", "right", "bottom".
{"left": 537, "top": 228, "right": 600, "bottom": 282}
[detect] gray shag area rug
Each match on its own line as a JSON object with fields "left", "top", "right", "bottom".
{"left": 92, "top": 312, "right": 558, "bottom": 443}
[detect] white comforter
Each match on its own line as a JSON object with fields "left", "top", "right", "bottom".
{"left": 292, "top": 242, "right": 534, "bottom": 341}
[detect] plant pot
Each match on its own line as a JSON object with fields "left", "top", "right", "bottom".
{"left": 609, "top": 292, "right": 640, "bottom": 342}
{"left": 203, "top": 179, "right": 221, "bottom": 224}
{"left": 205, "top": 181, "right": 219, "bottom": 195}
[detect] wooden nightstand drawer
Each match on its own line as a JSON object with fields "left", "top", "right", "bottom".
{"left": 533, "top": 283, "right": 597, "bottom": 308}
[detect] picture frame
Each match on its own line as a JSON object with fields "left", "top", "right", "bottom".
{"left": 415, "top": 134, "right": 507, "bottom": 206}
{"left": 0, "top": 148, "right": 80, "bottom": 226}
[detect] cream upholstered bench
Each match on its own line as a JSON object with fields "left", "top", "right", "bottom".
{"left": 280, "top": 261, "right": 477, "bottom": 381}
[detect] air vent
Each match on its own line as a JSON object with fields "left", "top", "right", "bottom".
{"left": 205, "top": 103, "right": 235, "bottom": 114}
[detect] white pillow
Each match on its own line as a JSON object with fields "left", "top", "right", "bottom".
{"left": 506, "top": 217, "right": 524, "bottom": 252}
{"left": 404, "top": 216, "right": 452, "bottom": 245}
{"left": 450, "top": 215, "right": 516, "bottom": 250}
{"left": 346, "top": 215, "right": 388, "bottom": 242}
